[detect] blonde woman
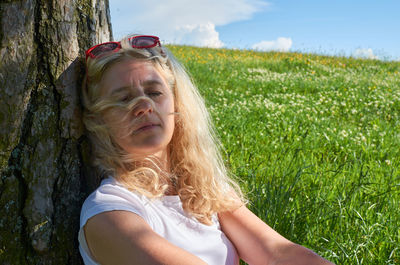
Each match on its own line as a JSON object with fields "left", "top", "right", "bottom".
{"left": 78, "top": 35, "right": 334, "bottom": 265}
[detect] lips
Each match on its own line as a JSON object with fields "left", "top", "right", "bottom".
{"left": 133, "top": 122, "right": 160, "bottom": 134}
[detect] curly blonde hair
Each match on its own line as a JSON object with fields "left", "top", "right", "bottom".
{"left": 82, "top": 35, "right": 245, "bottom": 224}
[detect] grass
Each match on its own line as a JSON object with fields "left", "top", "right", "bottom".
{"left": 167, "top": 45, "right": 400, "bottom": 265}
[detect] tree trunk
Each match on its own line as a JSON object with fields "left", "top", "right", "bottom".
{"left": 0, "top": 0, "right": 112, "bottom": 264}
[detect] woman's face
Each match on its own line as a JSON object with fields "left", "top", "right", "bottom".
{"left": 100, "top": 59, "right": 175, "bottom": 159}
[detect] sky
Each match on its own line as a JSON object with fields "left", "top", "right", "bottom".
{"left": 109, "top": 0, "right": 400, "bottom": 61}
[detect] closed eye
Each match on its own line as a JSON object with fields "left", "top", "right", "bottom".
{"left": 120, "top": 95, "right": 131, "bottom": 102}
{"left": 118, "top": 94, "right": 131, "bottom": 102}
{"left": 148, "top": 91, "right": 162, "bottom": 97}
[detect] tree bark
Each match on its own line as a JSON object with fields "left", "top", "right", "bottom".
{"left": 0, "top": 0, "right": 112, "bottom": 264}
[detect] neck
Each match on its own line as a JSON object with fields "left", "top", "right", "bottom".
{"left": 155, "top": 149, "right": 178, "bottom": 196}
{"left": 129, "top": 148, "right": 177, "bottom": 195}
{"left": 153, "top": 148, "right": 170, "bottom": 173}
{"left": 156, "top": 150, "right": 178, "bottom": 195}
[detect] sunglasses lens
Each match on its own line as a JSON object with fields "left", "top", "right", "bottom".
{"left": 90, "top": 42, "right": 119, "bottom": 57}
{"left": 86, "top": 36, "right": 161, "bottom": 61}
{"left": 130, "top": 36, "right": 158, "bottom": 48}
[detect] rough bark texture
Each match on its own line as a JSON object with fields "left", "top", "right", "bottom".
{"left": 0, "top": 0, "right": 112, "bottom": 264}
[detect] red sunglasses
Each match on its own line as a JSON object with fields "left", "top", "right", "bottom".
{"left": 85, "top": 35, "right": 161, "bottom": 61}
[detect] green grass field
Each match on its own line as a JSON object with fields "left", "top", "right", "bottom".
{"left": 168, "top": 45, "right": 400, "bottom": 265}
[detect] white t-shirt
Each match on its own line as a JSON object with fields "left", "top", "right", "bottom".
{"left": 78, "top": 177, "right": 239, "bottom": 265}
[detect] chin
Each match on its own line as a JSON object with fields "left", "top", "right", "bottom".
{"left": 121, "top": 133, "right": 173, "bottom": 158}
{"left": 126, "top": 143, "right": 169, "bottom": 157}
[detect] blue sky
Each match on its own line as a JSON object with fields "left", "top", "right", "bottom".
{"left": 110, "top": 0, "right": 400, "bottom": 60}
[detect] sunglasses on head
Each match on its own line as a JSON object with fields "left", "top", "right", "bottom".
{"left": 85, "top": 35, "right": 162, "bottom": 61}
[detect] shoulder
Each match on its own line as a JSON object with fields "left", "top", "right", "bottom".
{"left": 84, "top": 209, "right": 207, "bottom": 265}
{"left": 84, "top": 210, "right": 148, "bottom": 264}
{"left": 80, "top": 177, "right": 149, "bottom": 229}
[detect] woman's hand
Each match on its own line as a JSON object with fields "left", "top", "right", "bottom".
{"left": 84, "top": 210, "right": 207, "bottom": 265}
{"left": 218, "top": 206, "right": 335, "bottom": 265}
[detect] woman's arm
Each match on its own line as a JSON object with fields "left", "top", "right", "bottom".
{"left": 84, "top": 210, "right": 207, "bottom": 265}
{"left": 218, "top": 206, "right": 334, "bottom": 265}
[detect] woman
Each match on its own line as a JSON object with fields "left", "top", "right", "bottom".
{"left": 79, "top": 34, "right": 334, "bottom": 265}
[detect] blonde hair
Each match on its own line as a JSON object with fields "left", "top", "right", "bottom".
{"left": 82, "top": 35, "right": 245, "bottom": 224}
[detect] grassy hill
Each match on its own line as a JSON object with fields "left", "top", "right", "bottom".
{"left": 168, "top": 45, "right": 400, "bottom": 265}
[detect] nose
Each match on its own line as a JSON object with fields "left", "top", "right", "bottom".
{"left": 133, "top": 99, "right": 153, "bottom": 117}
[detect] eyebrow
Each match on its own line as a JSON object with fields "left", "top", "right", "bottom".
{"left": 109, "top": 79, "right": 164, "bottom": 96}
{"left": 142, "top": 79, "right": 164, "bottom": 88}
{"left": 109, "top": 86, "right": 130, "bottom": 96}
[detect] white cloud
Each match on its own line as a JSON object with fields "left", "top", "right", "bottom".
{"left": 353, "top": 48, "right": 378, "bottom": 60}
{"left": 174, "top": 23, "right": 224, "bottom": 48}
{"left": 110, "top": 0, "right": 269, "bottom": 47}
{"left": 252, "top": 37, "right": 293, "bottom": 52}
